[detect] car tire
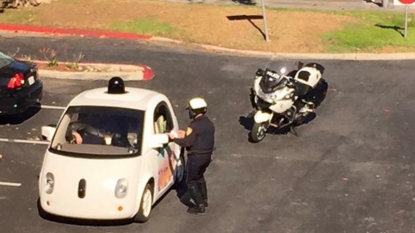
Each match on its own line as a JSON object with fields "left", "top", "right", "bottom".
{"left": 133, "top": 183, "right": 153, "bottom": 223}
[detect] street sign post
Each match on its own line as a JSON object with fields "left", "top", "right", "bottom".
{"left": 260, "top": 0, "right": 270, "bottom": 42}
{"left": 405, "top": 4, "right": 408, "bottom": 37}
{"left": 394, "top": 0, "right": 415, "bottom": 38}
{"left": 382, "top": 0, "right": 389, "bottom": 8}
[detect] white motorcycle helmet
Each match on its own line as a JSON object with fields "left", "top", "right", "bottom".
{"left": 187, "top": 97, "right": 207, "bottom": 119}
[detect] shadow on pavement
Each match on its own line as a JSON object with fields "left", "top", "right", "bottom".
{"left": 0, "top": 103, "right": 41, "bottom": 125}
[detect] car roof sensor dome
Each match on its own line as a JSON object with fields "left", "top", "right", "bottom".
{"left": 108, "top": 76, "right": 126, "bottom": 94}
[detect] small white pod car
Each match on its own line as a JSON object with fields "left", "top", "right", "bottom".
{"left": 38, "top": 78, "right": 184, "bottom": 223}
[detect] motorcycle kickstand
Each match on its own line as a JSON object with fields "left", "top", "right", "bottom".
{"left": 290, "top": 126, "right": 298, "bottom": 137}
{"left": 247, "top": 110, "right": 256, "bottom": 118}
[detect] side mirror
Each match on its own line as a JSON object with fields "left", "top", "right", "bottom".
{"left": 148, "top": 134, "right": 169, "bottom": 149}
{"left": 297, "top": 61, "right": 304, "bottom": 70}
{"left": 41, "top": 124, "right": 56, "bottom": 141}
{"left": 255, "top": 68, "right": 264, "bottom": 76}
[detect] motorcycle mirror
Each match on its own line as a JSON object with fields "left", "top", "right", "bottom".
{"left": 297, "top": 61, "right": 304, "bottom": 70}
{"left": 280, "top": 67, "right": 287, "bottom": 74}
{"left": 256, "top": 69, "right": 264, "bottom": 76}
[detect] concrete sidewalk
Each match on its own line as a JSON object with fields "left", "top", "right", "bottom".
{"left": 166, "top": 0, "right": 415, "bottom": 11}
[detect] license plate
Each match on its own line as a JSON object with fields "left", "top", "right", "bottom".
{"left": 28, "top": 76, "right": 35, "bottom": 85}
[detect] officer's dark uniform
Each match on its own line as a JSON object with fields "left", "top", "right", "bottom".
{"left": 173, "top": 114, "right": 215, "bottom": 214}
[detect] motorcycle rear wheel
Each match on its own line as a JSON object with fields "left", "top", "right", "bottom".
{"left": 250, "top": 122, "right": 267, "bottom": 143}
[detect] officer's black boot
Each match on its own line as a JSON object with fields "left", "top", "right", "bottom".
{"left": 198, "top": 181, "right": 208, "bottom": 208}
{"left": 187, "top": 186, "right": 205, "bottom": 215}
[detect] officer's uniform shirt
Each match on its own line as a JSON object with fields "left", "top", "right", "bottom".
{"left": 173, "top": 115, "right": 215, "bottom": 155}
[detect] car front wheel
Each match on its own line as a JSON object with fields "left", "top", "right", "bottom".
{"left": 133, "top": 183, "right": 153, "bottom": 223}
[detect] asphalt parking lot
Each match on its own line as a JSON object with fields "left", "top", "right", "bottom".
{"left": 0, "top": 35, "right": 415, "bottom": 233}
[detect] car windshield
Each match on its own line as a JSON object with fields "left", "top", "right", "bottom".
{"left": 50, "top": 106, "right": 145, "bottom": 157}
{"left": 0, "top": 52, "right": 13, "bottom": 68}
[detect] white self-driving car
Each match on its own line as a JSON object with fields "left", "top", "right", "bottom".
{"left": 38, "top": 77, "right": 184, "bottom": 223}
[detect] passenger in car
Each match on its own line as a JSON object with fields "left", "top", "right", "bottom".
{"left": 65, "top": 115, "right": 134, "bottom": 147}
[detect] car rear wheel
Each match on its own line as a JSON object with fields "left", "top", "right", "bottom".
{"left": 133, "top": 183, "right": 153, "bottom": 223}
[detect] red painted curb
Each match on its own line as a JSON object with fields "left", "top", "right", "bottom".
{"left": 0, "top": 23, "right": 152, "bottom": 40}
{"left": 140, "top": 64, "right": 155, "bottom": 80}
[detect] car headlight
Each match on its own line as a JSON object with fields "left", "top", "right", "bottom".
{"left": 115, "top": 178, "right": 128, "bottom": 199}
{"left": 45, "top": 172, "right": 55, "bottom": 194}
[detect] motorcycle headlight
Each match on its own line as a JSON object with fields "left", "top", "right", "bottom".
{"left": 263, "top": 92, "right": 278, "bottom": 102}
{"left": 115, "top": 178, "right": 128, "bottom": 199}
{"left": 45, "top": 172, "right": 55, "bottom": 194}
{"left": 257, "top": 89, "right": 274, "bottom": 103}
{"left": 270, "top": 93, "right": 279, "bottom": 99}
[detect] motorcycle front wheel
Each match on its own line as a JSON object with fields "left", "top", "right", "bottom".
{"left": 250, "top": 122, "right": 267, "bottom": 143}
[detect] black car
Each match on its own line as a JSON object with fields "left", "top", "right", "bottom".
{"left": 0, "top": 51, "right": 43, "bottom": 115}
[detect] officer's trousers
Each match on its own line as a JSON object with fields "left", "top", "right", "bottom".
{"left": 186, "top": 153, "right": 212, "bottom": 188}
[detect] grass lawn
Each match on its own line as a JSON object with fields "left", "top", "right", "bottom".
{"left": 1, "top": 0, "right": 415, "bottom": 53}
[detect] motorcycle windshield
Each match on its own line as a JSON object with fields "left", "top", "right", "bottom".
{"left": 261, "top": 56, "right": 300, "bottom": 78}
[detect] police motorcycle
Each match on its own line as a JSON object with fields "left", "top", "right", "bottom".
{"left": 248, "top": 61, "right": 327, "bottom": 143}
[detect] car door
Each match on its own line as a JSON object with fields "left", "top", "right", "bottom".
{"left": 153, "top": 101, "right": 178, "bottom": 194}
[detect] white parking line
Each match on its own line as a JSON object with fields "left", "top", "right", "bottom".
{"left": 0, "top": 138, "right": 49, "bottom": 145}
{"left": 39, "top": 105, "right": 66, "bottom": 110}
{"left": 0, "top": 182, "right": 22, "bottom": 187}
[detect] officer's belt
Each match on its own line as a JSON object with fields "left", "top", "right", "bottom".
{"left": 188, "top": 147, "right": 215, "bottom": 154}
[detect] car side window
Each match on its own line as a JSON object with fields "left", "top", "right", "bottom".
{"left": 153, "top": 102, "right": 173, "bottom": 134}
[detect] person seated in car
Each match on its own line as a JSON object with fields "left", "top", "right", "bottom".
{"left": 65, "top": 122, "right": 105, "bottom": 145}
{"left": 66, "top": 116, "right": 130, "bottom": 147}
{"left": 101, "top": 115, "right": 130, "bottom": 147}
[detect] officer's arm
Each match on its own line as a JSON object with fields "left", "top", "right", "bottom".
{"left": 173, "top": 126, "right": 196, "bottom": 147}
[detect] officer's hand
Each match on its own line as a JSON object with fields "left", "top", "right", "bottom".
{"left": 177, "top": 130, "right": 186, "bottom": 139}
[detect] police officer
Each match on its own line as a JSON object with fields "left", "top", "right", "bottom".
{"left": 169, "top": 97, "right": 215, "bottom": 214}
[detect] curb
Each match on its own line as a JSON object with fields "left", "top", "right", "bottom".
{"left": 31, "top": 60, "right": 155, "bottom": 81}
{"left": 2, "top": 24, "right": 415, "bottom": 60}
{"left": 196, "top": 44, "right": 415, "bottom": 60}
{"left": 0, "top": 24, "right": 152, "bottom": 40}
{"left": 151, "top": 37, "right": 415, "bottom": 60}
